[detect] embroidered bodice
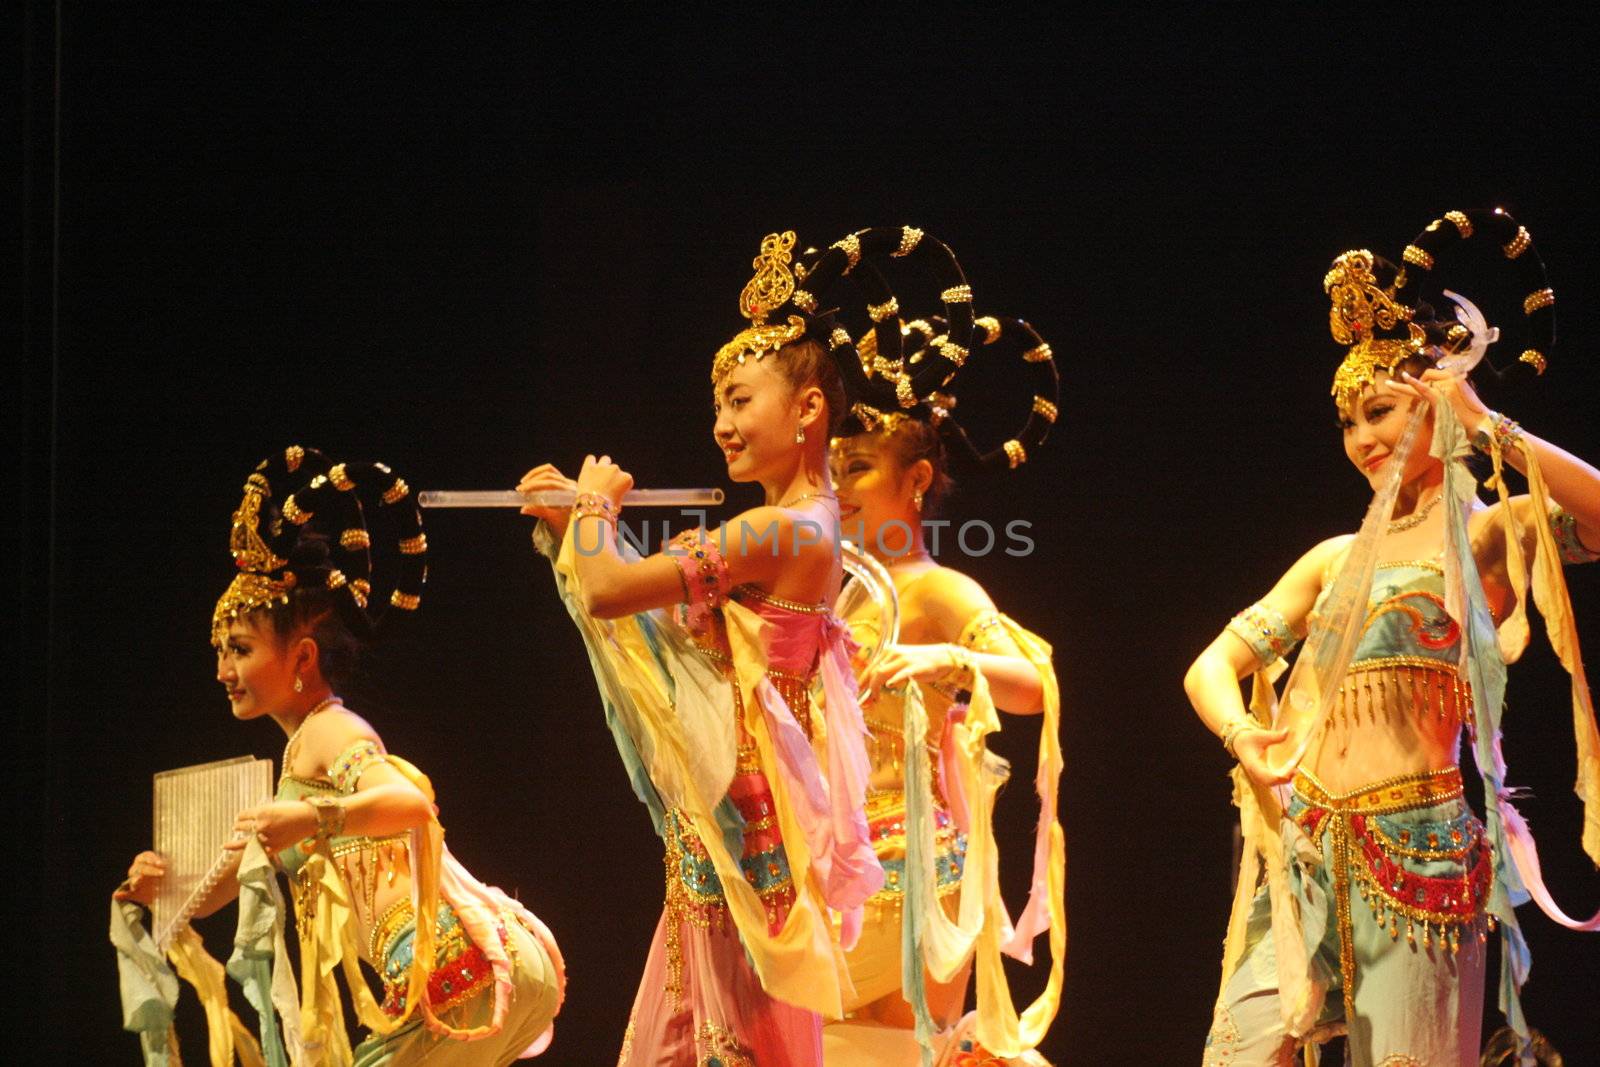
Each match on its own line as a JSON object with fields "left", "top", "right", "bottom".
{"left": 1340, "top": 560, "right": 1463, "bottom": 672}
{"left": 274, "top": 741, "right": 411, "bottom": 956}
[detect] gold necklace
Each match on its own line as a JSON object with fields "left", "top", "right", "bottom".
{"left": 778, "top": 490, "right": 838, "bottom": 510}
{"left": 1387, "top": 491, "right": 1442, "bottom": 533}
{"left": 279, "top": 695, "right": 342, "bottom": 782}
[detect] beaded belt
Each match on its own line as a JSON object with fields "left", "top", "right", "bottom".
{"left": 374, "top": 901, "right": 501, "bottom": 1019}
{"left": 864, "top": 790, "right": 965, "bottom": 903}
{"left": 1291, "top": 767, "right": 1490, "bottom": 1027}
{"left": 661, "top": 774, "right": 798, "bottom": 1006}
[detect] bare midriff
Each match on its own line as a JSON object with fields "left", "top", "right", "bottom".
{"left": 1304, "top": 664, "right": 1471, "bottom": 794}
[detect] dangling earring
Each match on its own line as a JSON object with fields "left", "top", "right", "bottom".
{"left": 912, "top": 489, "right": 925, "bottom": 512}
{"left": 294, "top": 675, "right": 304, "bottom": 694}
{"left": 795, "top": 426, "right": 806, "bottom": 444}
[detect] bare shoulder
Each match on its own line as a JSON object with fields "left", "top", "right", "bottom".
{"left": 912, "top": 565, "right": 1000, "bottom": 639}
{"left": 719, "top": 506, "right": 796, "bottom": 552}
{"left": 301, "top": 706, "right": 383, "bottom": 768}
{"left": 1467, "top": 493, "right": 1533, "bottom": 535}
{"left": 1273, "top": 534, "right": 1355, "bottom": 600}
{"left": 1305, "top": 533, "right": 1355, "bottom": 571}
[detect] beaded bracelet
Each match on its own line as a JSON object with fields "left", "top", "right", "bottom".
{"left": 304, "top": 794, "right": 347, "bottom": 841}
{"left": 943, "top": 645, "right": 977, "bottom": 688}
{"left": 571, "top": 492, "right": 620, "bottom": 526}
{"left": 1473, "top": 410, "right": 1524, "bottom": 456}
{"left": 1220, "top": 719, "right": 1252, "bottom": 759}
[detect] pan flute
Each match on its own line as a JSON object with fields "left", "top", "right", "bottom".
{"left": 150, "top": 755, "right": 273, "bottom": 952}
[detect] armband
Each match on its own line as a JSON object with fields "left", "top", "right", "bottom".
{"left": 329, "top": 740, "right": 389, "bottom": 796}
{"left": 1550, "top": 506, "right": 1600, "bottom": 565}
{"left": 669, "top": 527, "right": 728, "bottom": 630}
{"left": 1225, "top": 601, "right": 1300, "bottom": 669}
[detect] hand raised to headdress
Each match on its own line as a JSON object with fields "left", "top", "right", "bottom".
{"left": 1383, "top": 369, "right": 1492, "bottom": 439}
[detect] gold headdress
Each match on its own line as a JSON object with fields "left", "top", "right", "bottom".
{"left": 1324, "top": 249, "right": 1428, "bottom": 407}
{"left": 1325, "top": 209, "right": 1557, "bottom": 407}
{"left": 711, "top": 231, "right": 807, "bottom": 383}
{"left": 212, "top": 465, "right": 301, "bottom": 642}
{"left": 711, "top": 225, "right": 981, "bottom": 436}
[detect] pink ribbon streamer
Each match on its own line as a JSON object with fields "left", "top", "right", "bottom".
{"left": 751, "top": 616, "right": 884, "bottom": 949}
{"left": 1497, "top": 795, "right": 1600, "bottom": 932}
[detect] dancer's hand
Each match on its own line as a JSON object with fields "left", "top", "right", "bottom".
{"left": 518, "top": 463, "right": 578, "bottom": 532}
{"left": 1233, "top": 725, "right": 1296, "bottom": 788}
{"left": 1384, "top": 369, "right": 1492, "bottom": 438}
{"left": 576, "top": 454, "right": 633, "bottom": 510}
{"left": 226, "top": 801, "right": 317, "bottom": 856}
{"left": 859, "top": 643, "right": 966, "bottom": 702}
{"left": 114, "top": 850, "right": 167, "bottom": 907}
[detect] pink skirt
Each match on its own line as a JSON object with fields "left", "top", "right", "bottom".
{"left": 617, "top": 910, "right": 821, "bottom": 1067}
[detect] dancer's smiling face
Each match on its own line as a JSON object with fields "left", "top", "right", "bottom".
{"left": 1339, "top": 373, "right": 1438, "bottom": 490}
{"left": 214, "top": 615, "right": 303, "bottom": 721}
{"left": 831, "top": 432, "right": 927, "bottom": 555}
{"left": 712, "top": 357, "right": 807, "bottom": 483}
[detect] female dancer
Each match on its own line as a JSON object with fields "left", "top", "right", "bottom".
{"left": 824, "top": 315, "right": 1064, "bottom": 1065}
{"left": 117, "top": 448, "right": 564, "bottom": 1066}
{"left": 521, "top": 228, "right": 983, "bottom": 1066}
{"left": 1187, "top": 210, "right": 1600, "bottom": 1066}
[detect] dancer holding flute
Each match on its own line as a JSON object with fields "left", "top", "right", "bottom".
{"left": 116, "top": 447, "right": 564, "bottom": 1066}
{"left": 521, "top": 228, "right": 984, "bottom": 1066}
{"left": 822, "top": 313, "right": 1064, "bottom": 1066}
{"left": 1186, "top": 210, "right": 1600, "bottom": 1066}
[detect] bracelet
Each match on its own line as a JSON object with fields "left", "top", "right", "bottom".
{"left": 571, "top": 492, "right": 620, "bottom": 525}
{"left": 943, "top": 645, "right": 976, "bottom": 688}
{"left": 1473, "top": 410, "right": 1524, "bottom": 456}
{"left": 1220, "top": 719, "right": 1252, "bottom": 759}
{"left": 304, "top": 795, "right": 347, "bottom": 841}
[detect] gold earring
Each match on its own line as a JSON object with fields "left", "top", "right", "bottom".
{"left": 796, "top": 427, "right": 806, "bottom": 444}
{"left": 913, "top": 489, "right": 925, "bottom": 511}
{"left": 294, "top": 676, "right": 304, "bottom": 693}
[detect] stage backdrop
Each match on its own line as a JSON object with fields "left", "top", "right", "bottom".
{"left": 26, "top": 8, "right": 1598, "bottom": 1063}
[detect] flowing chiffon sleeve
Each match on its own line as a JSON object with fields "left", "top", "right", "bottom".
{"left": 900, "top": 614, "right": 1066, "bottom": 1059}
{"left": 532, "top": 520, "right": 857, "bottom": 1018}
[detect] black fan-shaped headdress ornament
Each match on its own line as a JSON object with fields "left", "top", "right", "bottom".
{"left": 210, "top": 445, "right": 428, "bottom": 643}
{"left": 1325, "top": 208, "right": 1554, "bottom": 408}
{"left": 710, "top": 227, "right": 976, "bottom": 417}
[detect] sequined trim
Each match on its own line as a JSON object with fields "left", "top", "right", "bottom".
{"left": 1331, "top": 662, "right": 1474, "bottom": 734}
{"left": 732, "top": 582, "right": 829, "bottom": 615}
{"left": 671, "top": 528, "right": 729, "bottom": 633}
{"left": 696, "top": 1020, "right": 755, "bottom": 1067}
{"left": 665, "top": 795, "right": 796, "bottom": 931}
{"left": 863, "top": 791, "right": 965, "bottom": 905}
{"left": 1202, "top": 1003, "right": 1240, "bottom": 1067}
{"left": 958, "top": 610, "right": 1008, "bottom": 654}
{"left": 1292, "top": 767, "right": 1489, "bottom": 1027}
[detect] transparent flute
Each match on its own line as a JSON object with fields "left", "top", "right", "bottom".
{"left": 419, "top": 488, "right": 725, "bottom": 509}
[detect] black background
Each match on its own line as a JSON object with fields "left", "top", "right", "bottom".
{"left": 20, "top": 6, "right": 1599, "bottom": 1063}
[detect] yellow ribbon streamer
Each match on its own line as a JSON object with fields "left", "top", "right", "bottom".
{"left": 165, "top": 925, "right": 267, "bottom": 1067}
